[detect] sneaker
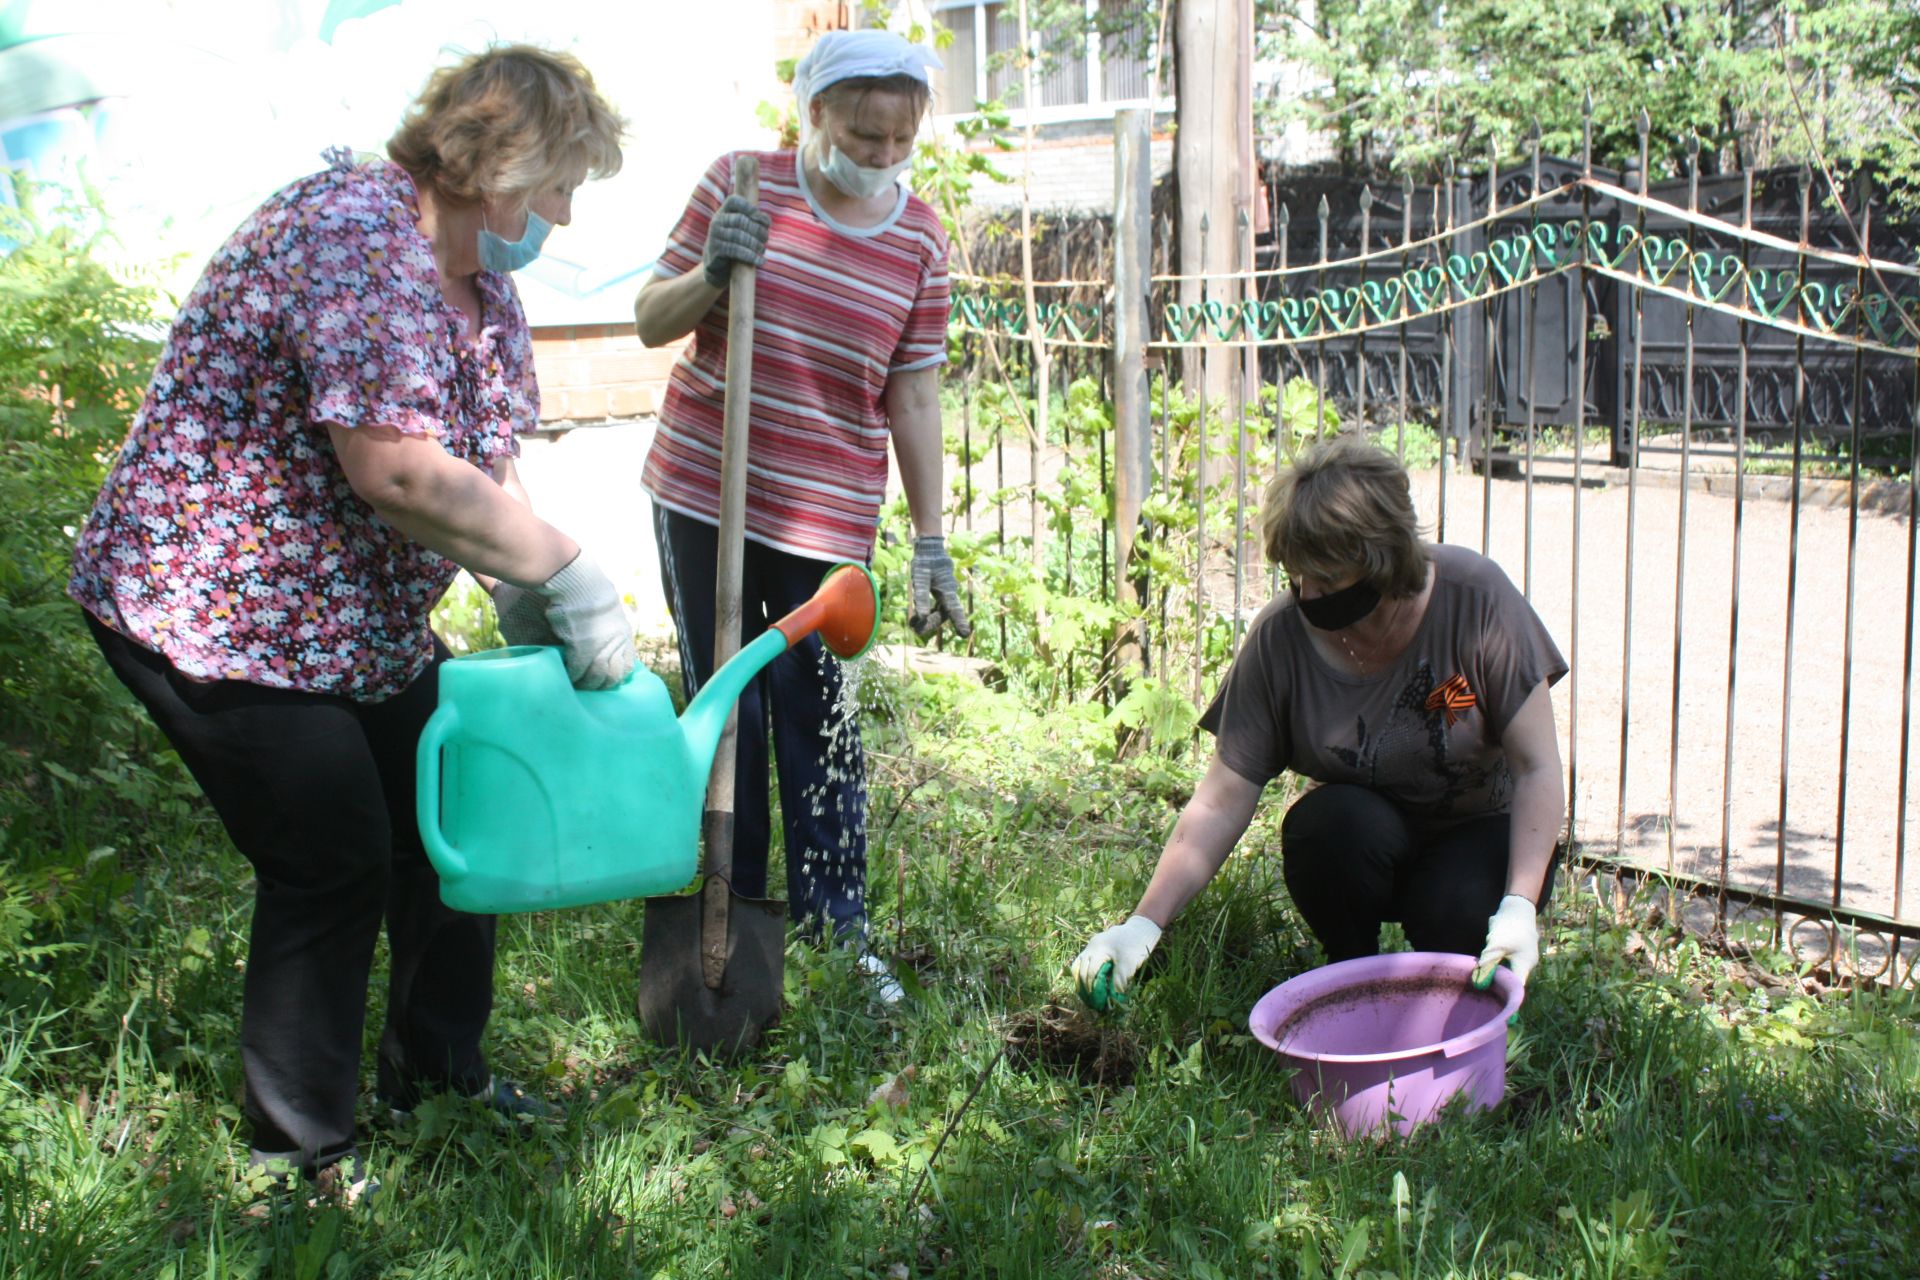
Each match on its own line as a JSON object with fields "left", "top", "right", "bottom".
{"left": 856, "top": 952, "right": 906, "bottom": 1005}
{"left": 246, "top": 1151, "right": 376, "bottom": 1211}
{"left": 309, "top": 1162, "right": 378, "bottom": 1210}
{"left": 383, "top": 1076, "right": 556, "bottom": 1125}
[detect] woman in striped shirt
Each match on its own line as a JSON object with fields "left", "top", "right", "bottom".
{"left": 633, "top": 30, "right": 966, "bottom": 996}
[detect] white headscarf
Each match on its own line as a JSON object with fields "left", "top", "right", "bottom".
{"left": 792, "top": 29, "right": 942, "bottom": 145}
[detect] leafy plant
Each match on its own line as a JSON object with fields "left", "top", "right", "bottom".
{"left": 0, "top": 177, "right": 163, "bottom": 753}
{"left": 1263, "top": 0, "right": 1920, "bottom": 205}
{"left": 430, "top": 573, "right": 504, "bottom": 656}
{"left": 0, "top": 178, "right": 194, "bottom": 1007}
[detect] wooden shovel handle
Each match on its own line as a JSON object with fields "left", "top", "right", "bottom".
{"left": 702, "top": 153, "right": 759, "bottom": 989}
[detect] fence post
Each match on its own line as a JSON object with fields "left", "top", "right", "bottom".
{"left": 1446, "top": 163, "right": 1476, "bottom": 453}
{"left": 1112, "top": 107, "right": 1153, "bottom": 678}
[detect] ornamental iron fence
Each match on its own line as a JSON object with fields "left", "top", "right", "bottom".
{"left": 943, "top": 104, "right": 1920, "bottom": 987}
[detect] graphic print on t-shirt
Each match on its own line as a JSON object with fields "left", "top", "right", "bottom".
{"left": 1326, "top": 659, "right": 1510, "bottom": 821}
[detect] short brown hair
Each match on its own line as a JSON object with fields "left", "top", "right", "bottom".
{"left": 1261, "top": 433, "right": 1429, "bottom": 598}
{"left": 812, "top": 73, "right": 933, "bottom": 128}
{"left": 387, "top": 45, "right": 625, "bottom": 205}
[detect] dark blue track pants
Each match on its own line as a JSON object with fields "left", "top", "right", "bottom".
{"left": 652, "top": 503, "right": 869, "bottom": 938}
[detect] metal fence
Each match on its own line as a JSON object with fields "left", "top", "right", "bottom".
{"left": 1240, "top": 144, "right": 1918, "bottom": 459}
{"left": 946, "top": 105, "right": 1920, "bottom": 986}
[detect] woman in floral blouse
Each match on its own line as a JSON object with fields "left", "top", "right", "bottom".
{"left": 68, "top": 45, "right": 629, "bottom": 1189}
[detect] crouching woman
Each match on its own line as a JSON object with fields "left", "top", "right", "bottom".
{"left": 1073, "top": 434, "right": 1567, "bottom": 999}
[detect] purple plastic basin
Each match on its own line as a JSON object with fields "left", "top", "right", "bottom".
{"left": 1248, "top": 952, "right": 1524, "bottom": 1137}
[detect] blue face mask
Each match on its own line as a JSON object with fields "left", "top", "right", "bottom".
{"left": 477, "top": 208, "right": 553, "bottom": 273}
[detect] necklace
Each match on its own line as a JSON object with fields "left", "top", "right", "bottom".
{"left": 1337, "top": 598, "right": 1400, "bottom": 675}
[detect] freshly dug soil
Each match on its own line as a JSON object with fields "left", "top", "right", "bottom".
{"left": 1001, "top": 1002, "right": 1140, "bottom": 1086}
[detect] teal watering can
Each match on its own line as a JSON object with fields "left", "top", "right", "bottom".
{"left": 417, "top": 561, "right": 880, "bottom": 914}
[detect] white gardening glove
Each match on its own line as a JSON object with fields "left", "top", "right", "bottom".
{"left": 490, "top": 581, "right": 559, "bottom": 647}
{"left": 1071, "top": 915, "right": 1162, "bottom": 996}
{"left": 1473, "top": 894, "right": 1540, "bottom": 988}
{"left": 534, "top": 553, "right": 635, "bottom": 691}
{"left": 909, "top": 535, "right": 972, "bottom": 640}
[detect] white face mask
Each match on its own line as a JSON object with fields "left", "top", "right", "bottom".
{"left": 819, "top": 144, "right": 909, "bottom": 200}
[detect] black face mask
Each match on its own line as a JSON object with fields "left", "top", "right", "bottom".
{"left": 1294, "top": 579, "right": 1381, "bottom": 631}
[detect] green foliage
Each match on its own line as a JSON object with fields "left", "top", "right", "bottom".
{"left": 1263, "top": 0, "right": 1920, "bottom": 199}
{"left": 429, "top": 573, "right": 505, "bottom": 656}
{"left": 0, "top": 178, "right": 162, "bottom": 444}
{"left": 913, "top": 101, "right": 1016, "bottom": 247}
{"left": 0, "top": 178, "right": 163, "bottom": 750}
{"left": 3, "top": 668, "right": 1918, "bottom": 1276}
{"left": 1373, "top": 419, "right": 1444, "bottom": 472}
{"left": 0, "top": 179, "right": 196, "bottom": 1005}
{"left": 1273, "top": 374, "right": 1342, "bottom": 456}
{"left": 895, "top": 365, "right": 1450, "bottom": 752}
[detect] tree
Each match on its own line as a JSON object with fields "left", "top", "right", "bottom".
{"left": 1260, "top": 0, "right": 1920, "bottom": 195}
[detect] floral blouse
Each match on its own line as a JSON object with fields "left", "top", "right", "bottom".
{"left": 69, "top": 148, "right": 538, "bottom": 702}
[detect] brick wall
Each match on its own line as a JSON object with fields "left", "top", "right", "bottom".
{"left": 530, "top": 323, "right": 684, "bottom": 424}
{"left": 774, "top": 0, "right": 852, "bottom": 65}
{"left": 966, "top": 132, "right": 1176, "bottom": 213}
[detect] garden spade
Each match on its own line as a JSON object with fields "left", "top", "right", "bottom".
{"left": 636, "top": 155, "right": 785, "bottom": 1057}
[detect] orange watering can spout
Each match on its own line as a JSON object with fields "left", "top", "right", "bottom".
{"left": 678, "top": 560, "right": 880, "bottom": 813}
{"left": 773, "top": 562, "right": 880, "bottom": 660}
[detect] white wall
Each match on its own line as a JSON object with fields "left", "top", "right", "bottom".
{"left": 0, "top": 0, "right": 782, "bottom": 327}
{"left": 514, "top": 420, "right": 672, "bottom": 637}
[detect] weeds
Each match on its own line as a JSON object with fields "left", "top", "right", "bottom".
{"left": 4, "top": 170, "right": 1917, "bottom": 1279}
{"left": 3, "top": 662, "right": 1917, "bottom": 1277}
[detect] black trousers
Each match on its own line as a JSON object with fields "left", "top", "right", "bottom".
{"left": 652, "top": 503, "right": 868, "bottom": 938}
{"left": 1280, "top": 784, "right": 1557, "bottom": 962}
{"left": 87, "top": 613, "right": 494, "bottom": 1175}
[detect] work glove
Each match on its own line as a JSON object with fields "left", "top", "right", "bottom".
{"left": 701, "top": 194, "right": 771, "bottom": 288}
{"left": 1071, "top": 915, "right": 1162, "bottom": 998}
{"left": 533, "top": 553, "right": 635, "bottom": 690}
{"left": 490, "top": 581, "right": 559, "bottom": 647}
{"left": 1473, "top": 894, "right": 1540, "bottom": 988}
{"left": 909, "top": 534, "right": 972, "bottom": 640}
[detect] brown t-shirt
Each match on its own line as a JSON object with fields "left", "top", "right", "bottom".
{"left": 1199, "top": 544, "right": 1567, "bottom": 829}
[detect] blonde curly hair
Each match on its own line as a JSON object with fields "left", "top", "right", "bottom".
{"left": 387, "top": 44, "right": 624, "bottom": 205}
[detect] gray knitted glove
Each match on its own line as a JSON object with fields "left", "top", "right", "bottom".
{"left": 535, "top": 553, "right": 635, "bottom": 690}
{"left": 701, "top": 195, "right": 771, "bottom": 288}
{"left": 490, "top": 581, "right": 559, "bottom": 647}
{"left": 909, "top": 535, "right": 971, "bottom": 640}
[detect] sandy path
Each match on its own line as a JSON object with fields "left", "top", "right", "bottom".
{"left": 949, "top": 441, "right": 1920, "bottom": 936}
{"left": 522, "top": 415, "right": 1920, "bottom": 950}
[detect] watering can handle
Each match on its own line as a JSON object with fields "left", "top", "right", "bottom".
{"left": 415, "top": 708, "right": 469, "bottom": 882}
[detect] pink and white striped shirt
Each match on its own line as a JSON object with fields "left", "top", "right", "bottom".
{"left": 640, "top": 148, "right": 950, "bottom": 563}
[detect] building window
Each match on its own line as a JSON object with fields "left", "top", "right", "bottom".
{"left": 932, "top": 0, "right": 1162, "bottom": 120}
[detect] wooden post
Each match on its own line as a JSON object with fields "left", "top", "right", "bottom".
{"left": 1112, "top": 107, "right": 1153, "bottom": 678}
{"left": 1017, "top": 0, "right": 1048, "bottom": 569}
{"left": 1175, "top": 0, "right": 1254, "bottom": 401}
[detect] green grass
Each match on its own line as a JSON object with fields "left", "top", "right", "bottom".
{"left": 3, "top": 669, "right": 1918, "bottom": 1279}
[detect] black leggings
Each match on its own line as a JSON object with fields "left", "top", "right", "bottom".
{"left": 1280, "top": 784, "right": 1557, "bottom": 962}
{"left": 87, "top": 613, "right": 494, "bottom": 1175}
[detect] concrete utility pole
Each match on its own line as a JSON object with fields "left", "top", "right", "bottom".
{"left": 1175, "top": 0, "right": 1256, "bottom": 401}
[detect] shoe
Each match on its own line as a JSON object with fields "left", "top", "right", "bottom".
{"left": 246, "top": 1150, "right": 376, "bottom": 1210}
{"left": 309, "top": 1162, "right": 378, "bottom": 1210}
{"left": 383, "top": 1076, "right": 556, "bottom": 1125}
{"left": 856, "top": 952, "right": 906, "bottom": 1005}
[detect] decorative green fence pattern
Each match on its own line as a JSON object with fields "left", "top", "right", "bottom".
{"left": 955, "top": 177, "right": 1920, "bottom": 359}
{"left": 942, "top": 122, "right": 1920, "bottom": 987}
